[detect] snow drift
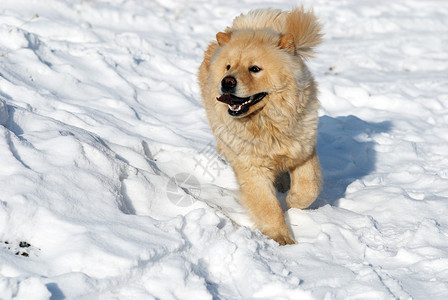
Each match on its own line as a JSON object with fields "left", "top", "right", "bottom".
{"left": 1, "top": 0, "right": 447, "bottom": 299}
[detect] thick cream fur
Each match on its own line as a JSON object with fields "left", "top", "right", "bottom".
{"left": 198, "top": 8, "right": 323, "bottom": 245}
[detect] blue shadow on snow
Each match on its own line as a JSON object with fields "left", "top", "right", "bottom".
{"left": 311, "top": 115, "right": 392, "bottom": 208}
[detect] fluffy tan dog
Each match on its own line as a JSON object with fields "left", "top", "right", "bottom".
{"left": 198, "top": 7, "right": 323, "bottom": 244}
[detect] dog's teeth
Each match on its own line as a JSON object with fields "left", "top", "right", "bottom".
{"left": 227, "top": 99, "right": 254, "bottom": 112}
{"left": 228, "top": 104, "right": 242, "bottom": 111}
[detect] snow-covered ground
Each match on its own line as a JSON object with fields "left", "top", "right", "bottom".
{"left": 1, "top": 0, "right": 447, "bottom": 298}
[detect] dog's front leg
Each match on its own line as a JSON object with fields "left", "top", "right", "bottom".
{"left": 235, "top": 165, "right": 295, "bottom": 245}
{"left": 287, "top": 148, "right": 322, "bottom": 209}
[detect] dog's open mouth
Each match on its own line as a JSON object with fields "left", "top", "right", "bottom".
{"left": 216, "top": 92, "right": 267, "bottom": 116}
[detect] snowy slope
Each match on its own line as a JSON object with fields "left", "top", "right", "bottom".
{"left": 1, "top": 0, "right": 448, "bottom": 299}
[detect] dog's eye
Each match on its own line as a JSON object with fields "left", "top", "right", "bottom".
{"left": 226, "top": 65, "right": 231, "bottom": 71}
{"left": 249, "top": 66, "right": 261, "bottom": 73}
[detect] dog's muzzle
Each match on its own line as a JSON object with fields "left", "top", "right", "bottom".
{"left": 216, "top": 92, "right": 267, "bottom": 116}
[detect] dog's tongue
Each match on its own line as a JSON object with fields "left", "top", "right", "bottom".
{"left": 216, "top": 94, "right": 234, "bottom": 105}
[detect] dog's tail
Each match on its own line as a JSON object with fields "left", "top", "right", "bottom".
{"left": 232, "top": 7, "right": 323, "bottom": 58}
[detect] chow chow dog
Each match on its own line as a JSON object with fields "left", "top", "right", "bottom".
{"left": 198, "top": 7, "right": 323, "bottom": 244}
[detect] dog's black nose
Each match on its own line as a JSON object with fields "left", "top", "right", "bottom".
{"left": 221, "top": 76, "right": 237, "bottom": 93}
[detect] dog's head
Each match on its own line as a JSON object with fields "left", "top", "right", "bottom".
{"left": 209, "top": 29, "right": 300, "bottom": 118}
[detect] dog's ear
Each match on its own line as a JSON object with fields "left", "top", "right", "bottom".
{"left": 216, "top": 31, "right": 231, "bottom": 46}
{"left": 279, "top": 33, "right": 295, "bottom": 54}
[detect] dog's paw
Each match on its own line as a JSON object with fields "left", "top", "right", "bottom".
{"left": 263, "top": 226, "right": 296, "bottom": 245}
{"left": 286, "top": 192, "right": 316, "bottom": 209}
{"left": 273, "top": 234, "right": 296, "bottom": 245}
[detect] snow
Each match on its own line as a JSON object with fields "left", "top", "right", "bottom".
{"left": 0, "top": 0, "right": 447, "bottom": 299}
